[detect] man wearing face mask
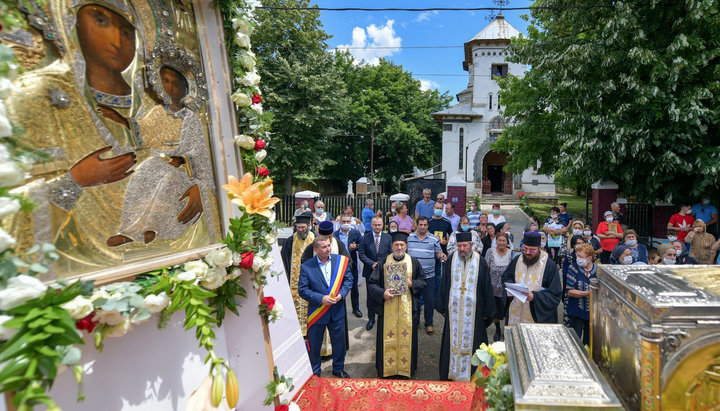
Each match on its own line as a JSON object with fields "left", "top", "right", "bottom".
{"left": 691, "top": 197, "right": 718, "bottom": 236}
{"left": 407, "top": 217, "right": 446, "bottom": 335}
{"left": 502, "top": 232, "right": 562, "bottom": 326}
{"left": 334, "top": 215, "right": 363, "bottom": 318}
{"left": 467, "top": 201, "right": 482, "bottom": 228}
{"left": 597, "top": 211, "right": 623, "bottom": 264}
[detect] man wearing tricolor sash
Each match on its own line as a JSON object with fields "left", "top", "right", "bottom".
{"left": 436, "top": 231, "right": 496, "bottom": 382}
{"left": 502, "top": 231, "right": 562, "bottom": 326}
{"left": 280, "top": 212, "right": 315, "bottom": 337}
{"left": 368, "top": 231, "right": 425, "bottom": 379}
{"left": 298, "top": 236, "right": 353, "bottom": 378}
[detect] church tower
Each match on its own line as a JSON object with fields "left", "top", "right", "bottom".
{"left": 432, "top": 15, "right": 555, "bottom": 198}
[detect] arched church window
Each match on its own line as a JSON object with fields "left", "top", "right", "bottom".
{"left": 459, "top": 128, "right": 464, "bottom": 169}
{"left": 489, "top": 94, "right": 493, "bottom": 110}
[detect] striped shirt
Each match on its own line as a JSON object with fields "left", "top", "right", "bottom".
{"left": 407, "top": 232, "right": 442, "bottom": 278}
{"left": 466, "top": 211, "right": 482, "bottom": 227}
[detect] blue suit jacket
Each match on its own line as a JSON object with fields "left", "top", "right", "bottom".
{"left": 333, "top": 228, "right": 362, "bottom": 268}
{"left": 357, "top": 231, "right": 392, "bottom": 278}
{"left": 298, "top": 254, "right": 353, "bottom": 325}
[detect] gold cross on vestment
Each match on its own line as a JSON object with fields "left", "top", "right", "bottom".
{"left": 388, "top": 331, "right": 395, "bottom": 338}
{"left": 402, "top": 330, "right": 408, "bottom": 338}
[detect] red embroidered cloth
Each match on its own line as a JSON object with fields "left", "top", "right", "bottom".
{"left": 293, "top": 376, "right": 486, "bottom": 410}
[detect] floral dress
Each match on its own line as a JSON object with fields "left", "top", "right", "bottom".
{"left": 487, "top": 247, "right": 512, "bottom": 298}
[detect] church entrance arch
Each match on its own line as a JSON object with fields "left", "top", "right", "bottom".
{"left": 483, "top": 151, "right": 510, "bottom": 193}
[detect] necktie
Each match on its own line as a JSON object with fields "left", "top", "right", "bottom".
{"left": 375, "top": 234, "right": 380, "bottom": 253}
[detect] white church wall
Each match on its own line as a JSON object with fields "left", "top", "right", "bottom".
{"left": 521, "top": 167, "right": 557, "bottom": 194}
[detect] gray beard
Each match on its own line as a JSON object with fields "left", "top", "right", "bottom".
{"left": 459, "top": 250, "right": 473, "bottom": 261}
{"left": 393, "top": 251, "right": 405, "bottom": 260}
{"left": 522, "top": 253, "right": 540, "bottom": 266}
{"left": 297, "top": 231, "right": 308, "bottom": 240}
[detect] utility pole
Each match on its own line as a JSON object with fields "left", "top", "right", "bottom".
{"left": 369, "top": 122, "right": 375, "bottom": 182}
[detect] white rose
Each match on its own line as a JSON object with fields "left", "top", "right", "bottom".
{"left": 93, "top": 309, "right": 125, "bottom": 326}
{"left": 200, "top": 267, "right": 226, "bottom": 290}
{"left": 0, "top": 78, "right": 15, "bottom": 99}
{"left": 106, "top": 318, "right": 132, "bottom": 338}
{"left": 272, "top": 302, "right": 284, "bottom": 319}
{"left": 491, "top": 341, "right": 506, "bottom": 355}
{"left": 0, "top": 144, "right": 9, "bottom": 162}
{"left": 263, "top": 255, "right": 274, "bottom": 270}
{"left": 233, "top": 18, "right": 251, "bottom": 35}
{"left": 264, "top": 233, "right": 277, "bottom": 245}
{"left": 251, "top": 255, "right": 265, "bottom": 272}
{"left": 250, "top": 103, "right": 263, "bottom": 115}
{"left": 268, "top": 211, "right": 276, "bottom": 224}
{"left": 234, "top": 134, "right": 255, "bottom": 150}
{"left": 0, "top": 274, "right": 47, "bottom": 310}
{"left": 0, "top": 227, "right": 15, "bottom": 253}
{"left": 240, "top": 70, "right": 261, "bottom": 87}
{"left": 90, "top": 288, "right": 110, "bottom": 302}
{"left": 275, "top": 382, "right": 288, "bottom": 395}
{"left": 182, "top": 260, "right": 209, "bottom": 281}
{"left": 0, "top": 196, "right": 20, "bottom": 219}
{"left": 235, "top": 32, "right": 251, "bottom": 49}
{"left": 0, "top": 315, "right": 17, "bottom": 340}
{"left": 60, "top": 295, "right": 94, "bottom": 320}
{"left": 255, "top": 149, "right": 267, "bottom": 162}
{"left": 226, "top": 267, "right": 243, "bottom": 280}
{"left": 0, "top": 113, "right": 11, "bottom": 138}
{"left": 231, "top": 92, "right": 252, "bottom": 107}
{"left": 288, "top": 402, "right": 300, "bottom": 411}
{"left": 142, "top": 292, "right": 170, "bottom": 314}
{"left": 0, "top": 162, "right": 23, "bottom": 187}
{"left": 205, "top": 247, "right": 233, "bottom": 268}
{"left": 239, "top": 52, "right": 256, "bottom": 71}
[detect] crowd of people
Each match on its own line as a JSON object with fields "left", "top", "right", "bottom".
{"left": 280, "top": 190, "right": 717, "bottom": 381}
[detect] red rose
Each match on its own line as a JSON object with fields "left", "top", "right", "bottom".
{"left": 481, "top": 366, "right": 492, "bottom": 378}
{"left": 75, "top": 314, "right": 98, "bottom": 333}
{"left": 240, "top": 251, "right": 254, "bottom": 269}
{"left": 254, "top": 139, "right": 266, "bottom": 151}
{"left": 275, "top": 405, "right": 289, "bottom": 411}
{"left": 252, "top": 94, "right": 262, "bottom": 104}
{"left": 256, "top": 167, "right": 269, "bottom": 177}
{"left": 262, "top": 296, "right": 276, "bottom": 311}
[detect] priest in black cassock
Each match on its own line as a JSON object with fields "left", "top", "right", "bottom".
{"left": 436, "top": 231, "right": 496, "bottom": 381}
{"left": 368, "top": 231, "right": 425, "bottom": 379}
{"left": 502, "top": 231, "right": 562, "bottom": 326}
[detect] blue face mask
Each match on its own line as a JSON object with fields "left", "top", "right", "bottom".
{"left": 461, "top": 225, "right": 471, "bottom": 231}
{"left": 434, "top": 209, "right": 443, "bottom": 216}
{"left": 492, "top": 210, "right": 500, "bottom": 215}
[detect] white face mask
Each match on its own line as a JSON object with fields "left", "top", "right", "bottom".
{"left": 341, "top": 223, "right": 351, "bottom": 231}
{"left": 663, "top": 257, "right": 676, "bottom": 265}
{"left": 583, "top": 230, "right": 592, "bottom": 236}
{"left": 573, "top": 229, "right": 583, "bottom": 236}
{"left": 605, "top": 217, "right": 614, "bottom": 223}
{"left": 623, "top": 256, "right": 633, "bottom": 265}
{"left": 541, "top": 241, "right": 547, "bottom": 248}
{"left": 667, "top": 236, "right": 677, "bottom": 242}
{"left": 675, "top": 248, "right": 682, "bottom": 256}
{"left": 625, "top": 239, "right": 637, "bottom": 247}
{"left": 550, "top": 214, "right": 558, "bottom": 219}
{"left": 389, "top": 229, "right": 398, "bottom": 233}
{"left": 576, "top": 258, "right": 588, "bottom": 267}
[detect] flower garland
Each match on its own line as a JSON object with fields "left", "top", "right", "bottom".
{"left": 0, "top": 0, "right": 290, "bottom": 409}
{"left": 471, "top": 341, "right": 514, "bottom": 410}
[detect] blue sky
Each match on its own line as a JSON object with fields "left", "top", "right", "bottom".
{"left": 314, "top": 0, "right": 533, "bottom": 102}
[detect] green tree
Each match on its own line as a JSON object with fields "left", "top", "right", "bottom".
{"left": 495, "top": 0, "right": 720, "bottom": 202}
{"left": 251, "top": 0, "right": 348, "bottom": 192}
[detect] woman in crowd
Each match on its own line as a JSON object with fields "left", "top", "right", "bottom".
{"left": 610, "top": 244, "right": 634, "bottom": 265}
{"left": 494, "top": 222, "right": 515, "bottom": 249}
{"left": 565, "top": 243, "right": 597, "bottom": 345}
{"left": 672, "top": 240, "right": 697, "bottom": 264}
{"left": 685, "top": 220, "right": 717, "bottom": 264}
{"left": 387, "top": 220, "right": 399, "bottom": 234}
{"left": 582, "top": 224, "right": 603, "bottom": 258}
{"left": 657, "top": 243, "right": 677, "bottom": 265}
{"left": 562, "top": 235, "right": 586, "bottom": 327}
{"left": 391, "top": 203, "right": 415, "bottom": 235}
{"left": 447, "top": 215, "right": 482, "bottom": 254}
{"left": 481, "top": 223, "right": 496, "bottom": 257}
{"left": 648, "top": 248, "right": 661, "bottom": 264}
{"left": 486, "top": 232, "right": 511, "bottom": 342}
{"left": 538, "top": 231, "right": 554, "bottom": 262}
{"left": 623, "top": 230, "right": 648, "bottom": 263}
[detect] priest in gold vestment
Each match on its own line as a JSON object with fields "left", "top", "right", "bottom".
{"left": 280, "top": 213, "right": 315, "bottom": 337}
{"left": 368, "top": 231, "right": 425, "bottom": 379}
{"left": 436, "top": 231, "right": 495, "bottom": 382}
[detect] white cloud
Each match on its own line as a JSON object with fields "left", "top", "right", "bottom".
{"left": 418, "top": 78, "right": 440, "bottom": 91}
{"left": 415, "top": 10, "right": 438, "bottom": 23}
{"left": 336, "top": 20, "right": 402, "bottom": 66}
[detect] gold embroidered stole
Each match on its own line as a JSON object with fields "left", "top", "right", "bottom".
{"left": 507, "top": 250, "right": 548, "bottom": 326}
{"left": 448, "top": 251, "right": 481, "bottom": 382}
{"left": 290, "top": 231, "right": 315, "bottom": 336}
{"left": 382, "top": 254, "right": 413, "bottom": 377}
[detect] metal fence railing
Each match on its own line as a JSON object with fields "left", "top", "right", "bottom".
{"left": 275, "top": 195, "right": 395, "bottom": 226}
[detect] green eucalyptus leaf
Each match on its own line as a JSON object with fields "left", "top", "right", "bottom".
{"left": 61, "top": 346, "right": 82, "bottom": 365}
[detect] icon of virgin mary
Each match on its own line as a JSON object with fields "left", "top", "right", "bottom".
{"left": 5, "top": 0, "right": 219, "bottom": 278}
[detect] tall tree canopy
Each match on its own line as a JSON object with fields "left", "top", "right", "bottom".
{"left": 495, "top": 0, "right": 720, "bottom": 202}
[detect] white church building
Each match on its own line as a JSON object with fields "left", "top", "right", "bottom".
{"left": 432, "top": 15, "right": 556, "bottom": 198}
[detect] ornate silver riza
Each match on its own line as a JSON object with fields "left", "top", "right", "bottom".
{"left": 591, "top": 264, "right": 720, "bottom": 410}
{"left": 506, "top": 323, "right": 622, "bottom": 410}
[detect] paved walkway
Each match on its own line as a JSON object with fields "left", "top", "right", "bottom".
{"left": 479, "top": 204, "right": 531, "bottom": 250}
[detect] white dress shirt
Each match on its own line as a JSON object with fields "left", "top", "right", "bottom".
{"left": 317, "top": 256, "right": 332, "bottom": 284}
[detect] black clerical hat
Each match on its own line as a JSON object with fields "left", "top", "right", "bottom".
{"left": 456, "top": 231, "right": 473, "bottom": 243}
{"left": 296, "top": 211, "right": 312, "bottom": 225}
{"left": 523, "top": 231, "right": 542, "bottom": 247}
{"left": 390, "top": 231, "right": 409, "bottom": 243}
{"left": 318, "top": 221, "right": 334, "bottom": 235}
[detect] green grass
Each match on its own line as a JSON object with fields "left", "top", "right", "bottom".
{"left": 527, "top": 194, "right": 592, "bottom": 222}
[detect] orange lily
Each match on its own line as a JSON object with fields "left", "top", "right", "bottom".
{"left": 222, "top": 173, "right": 253, "bottom": 200}
{"left": 231, "top": 179, "right": 280, "bottom": 219}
